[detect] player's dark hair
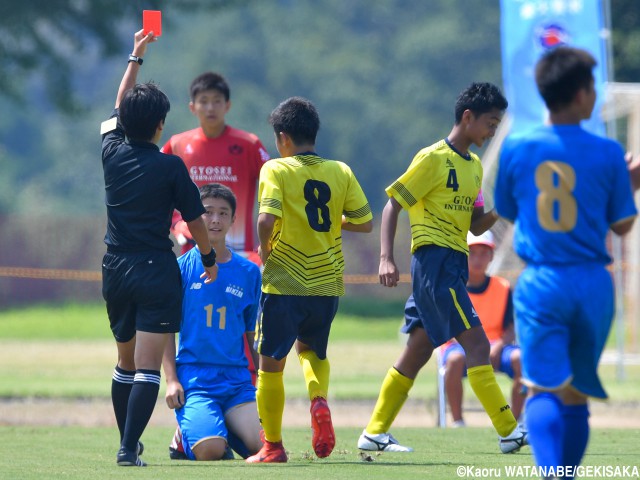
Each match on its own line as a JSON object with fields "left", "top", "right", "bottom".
{"left": 269, "top": 96, "right": 320, "bottom": 145}
{"left": 454, "top": 82, "right": 508, "bottom": 124}
{"left": 190, "top": 72, "right": 230, "bottom": 102}
{"left": 119, "top": 82, "right": 170, "bottom": 142}
{"left": 200, "top": 183, "right": 237, "bottom": 216}
{"left": 535, "top": 46, "right": 596, "bottom": 112}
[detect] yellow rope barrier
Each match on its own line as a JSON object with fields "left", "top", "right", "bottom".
{"left": 0, "top": 267, "right": 102, "bottom": 282}
{"left": 0, "top": 267, "right": 413, "bottom": 284}
{"left": 0, "top": 265, "right": 629, "bottom": 284}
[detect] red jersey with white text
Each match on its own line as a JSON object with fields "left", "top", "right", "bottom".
{"left": 162, "top": 126, "right": 270, "bottom": 251}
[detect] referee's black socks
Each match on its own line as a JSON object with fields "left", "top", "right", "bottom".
{"left": 121, "top": 369, "right": 161, "bottom": 452}
{"left": 111, "top": 366, "right": 135, "bottom": 441}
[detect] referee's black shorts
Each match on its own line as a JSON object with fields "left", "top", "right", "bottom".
{"left": 102, "top": 249, "right": 182, "bottom": 342}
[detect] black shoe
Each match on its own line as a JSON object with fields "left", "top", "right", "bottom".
{"left": 137, "top": 441, "right": 144, "bottom": 456}
{"left": 169, "top": 446, "right": 188, "bottom": 460}
{"left": 117, "top": 447, "right": 147, "bottom": 466}
{"left": 221, "top": 445, "right": 235, "bottom": 460}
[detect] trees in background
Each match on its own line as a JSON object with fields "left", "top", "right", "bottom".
{"left": 610, "top": 0, "right": 640, "bottom": 82}
{"left": 0, "top": 0, "right": 502, "bottom": 214}
{"left": 0, "top": 0, "right": 638, "bottom": 307}
{"left": 0, "top": 0, "right": 637, "bottom": 215}
{"left": 0, "top": 0, "right": 248, "bottom": 111}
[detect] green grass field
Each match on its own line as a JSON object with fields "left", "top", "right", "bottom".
{"left": 0, "top": 302, "right": 444, "bottom": 400}
{"left": 3, "top": 425, "right": 639, "bottom": 480}
{"left": 1, "top": 302, "right": 638, "bottom": 401}
{"left": 1, "top": 303, "right": 640, "bottom": 479}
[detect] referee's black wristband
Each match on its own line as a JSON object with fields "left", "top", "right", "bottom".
{"left": 201, "top": 248, "right": 216, "bottom": 267}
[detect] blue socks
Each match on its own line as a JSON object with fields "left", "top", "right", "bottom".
{"left": 562, "top": 404, "right": 590, "bottom": 472}
{"left": 525, "top": 393, "right": 564, "bottom": 469}
{"left": 526, "top": 393, "right": 590, "bottom": 475}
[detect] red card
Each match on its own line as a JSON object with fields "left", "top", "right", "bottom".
{"left": 143, "top": 10, "right": 162, "bottom": 37}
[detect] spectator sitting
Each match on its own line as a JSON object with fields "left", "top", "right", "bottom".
{"left": 441, "top": 231, "right": 523, "bottom": 427}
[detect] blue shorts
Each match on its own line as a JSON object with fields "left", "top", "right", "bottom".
{"left": 256, "top": 294, "right": 339, "bottom": 360}
{"left": 401, "top": 246, "right": 481, "bottom": 347}
{"left": 515, "top": 264, "right": 614, "bottom": 399}
{"left": 441, "top": 342, "right": 519, "bottom": 378}
{"left": 175, "top": 365, "right": 256, "bottom": 460}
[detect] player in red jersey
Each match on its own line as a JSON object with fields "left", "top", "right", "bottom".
{"left": 162, "top": 72, "right": 270, "bottom": 255}
{"left": 163, "top": 74, "right": 268, "bottom": 458}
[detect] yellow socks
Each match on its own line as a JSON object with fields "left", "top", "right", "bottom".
{"left": 366, "top": 367, "right": 414, "bottom": 434}
{"left": 298, "top": 350, "right": 330, "bottom": 400}
{"left": 256, "top": 369, "right": 285, "bottom": 443}
{"left": 467, "top": 364, "right": 517, "bottom": 437}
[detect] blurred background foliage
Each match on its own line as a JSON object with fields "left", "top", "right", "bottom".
{"left": 0, "top": 1, "right": 638, "bottom": 307}
{"left": 0, "top": 0, "right": 636, "bottom": 217}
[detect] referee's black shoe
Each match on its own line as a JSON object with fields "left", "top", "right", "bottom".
{"left": 117, "top": 446, "right": 147, "bottom": 466}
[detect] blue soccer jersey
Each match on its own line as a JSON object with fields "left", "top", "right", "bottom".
{"left": 176, "top": 248, "right": 261, "bottom": 369}
{"left": 495, "top": 124, "right": 637, "bottom": 265}
{"left": 495, "top": 124, "right": 637, "bottom": 398}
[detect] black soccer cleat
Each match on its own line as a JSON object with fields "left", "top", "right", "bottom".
{"left": 169, "top": 445, "right": 188, "bottom": 460}
{"left": 221, "top": 444, "right": 235, "bottom": 460}
{"left": 117, "top": 446, "right": 147, "bottom": 466}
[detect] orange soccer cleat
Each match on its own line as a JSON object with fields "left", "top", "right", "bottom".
{"left": 245, "top": 439, "right": 288, "bottom": 463}
{"left": 310, "top": 397, "right": 335, "bottom": 458}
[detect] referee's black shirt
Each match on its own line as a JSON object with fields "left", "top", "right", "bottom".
{"left": 101, "top": 110, "right": 205, "bottom": 252}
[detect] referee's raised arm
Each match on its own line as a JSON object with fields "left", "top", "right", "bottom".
{"left": 115, "top": 30, "right": 157, "bottom": 108}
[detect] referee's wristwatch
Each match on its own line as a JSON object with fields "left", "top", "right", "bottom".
{"left": 128, "top": 54, "right": 143, "bottom": 65}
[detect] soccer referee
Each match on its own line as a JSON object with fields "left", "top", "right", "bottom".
{"left": 100, "top": 29, "right": 218, "bottom": 467}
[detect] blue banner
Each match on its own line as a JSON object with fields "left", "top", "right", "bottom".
{"left": 500, "top": 0, "right": 608, "bottom": 135}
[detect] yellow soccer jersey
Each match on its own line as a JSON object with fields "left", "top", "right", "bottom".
{"left": 259, "top": 154, "right": 372, "bottom": 296}
{"left": 386, "top": 139, "right": 483, "bottom": 254}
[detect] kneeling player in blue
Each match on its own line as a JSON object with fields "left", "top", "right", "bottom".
{"left": 163, "top": 183, "right": 263, "bottom": 461}
{"left": 495, "top": 47, "right": 638, "bottom": 472}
